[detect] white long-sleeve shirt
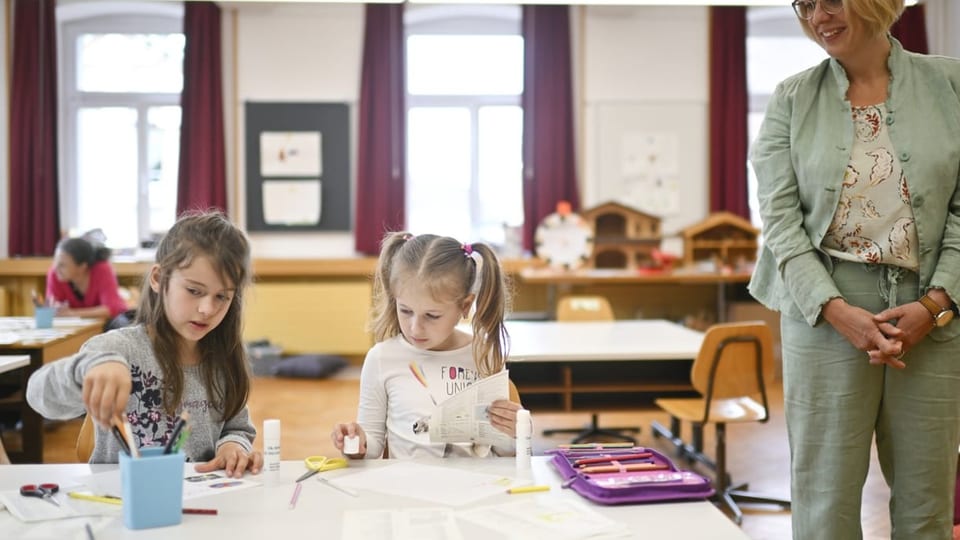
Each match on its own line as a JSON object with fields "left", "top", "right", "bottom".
{"left": 357, "top": 334, "right": 513, "bottom": 459}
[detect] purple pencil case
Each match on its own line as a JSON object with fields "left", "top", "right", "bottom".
{"left": 548, "top": 445, "right": 714, "bottom": 505}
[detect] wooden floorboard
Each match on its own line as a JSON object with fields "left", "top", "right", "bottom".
{"left": 35, "top": 372, "right": 894, "bottom": 539}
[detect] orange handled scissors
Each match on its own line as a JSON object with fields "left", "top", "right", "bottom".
{"left": 295, "top": 455, "right": 348, "bottom": 483}
{"left": 20, "top": 483, "right": 60, "bottom": 507}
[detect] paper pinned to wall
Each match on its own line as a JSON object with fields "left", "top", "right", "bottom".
{"left": 262, "top": 180, "right": 321, "bottom": 226}
{"left": 620, "top": 132, "right": 680, "bottom": 215}
{"left": 260, "top": 131, "right": 323, "bottom": 177}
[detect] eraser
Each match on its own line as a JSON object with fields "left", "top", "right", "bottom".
{"left": 343, "top": 435, "right": 360, "bottom": 454}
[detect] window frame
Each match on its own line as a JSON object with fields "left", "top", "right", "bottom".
{"left": 404, "top": 5, "right": 523, "bottom": 243}
{"left": 58, "top": 10, "right": 182, "bottom": 248}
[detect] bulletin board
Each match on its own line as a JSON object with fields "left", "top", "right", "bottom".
{"left": 245, "top": 102, "right": 351, "bottom": 232}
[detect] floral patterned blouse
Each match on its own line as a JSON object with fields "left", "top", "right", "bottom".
{"left": 821, "top": 104, "right": 919, "bottom": 271}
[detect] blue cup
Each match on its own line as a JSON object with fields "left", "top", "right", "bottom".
{"left": 34, "top": 306, "right": 55, "bottom": 329}
{"left": 120, "top": 446, "right": 184, "bottom": 529}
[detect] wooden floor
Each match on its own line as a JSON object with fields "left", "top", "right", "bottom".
{"left": 35, "top": 370, "right": 894, "bottom": 539}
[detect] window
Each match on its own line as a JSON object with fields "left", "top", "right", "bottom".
{"left": 746, "top": 7, "right": 827, "bottom": 227}
{"left": 405, "top": 6, "right": 524, "bottom": 245}
{"left": 59, "top": 6, "right": 184, "bottom": 250}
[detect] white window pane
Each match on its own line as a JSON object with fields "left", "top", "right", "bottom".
{"left": 147, "top": 106, "right": 181, "bottom": 238}
{"left": 77, "top": 108, "right": 139, "bottom": 248}
{"left": 407, "top": 107, "right": 471, "bottom": 239}
{"left": 407, "top": 35, "right": 523, "bottom": 96}
{"left": 77, "top": 33, "right": 185, "bottom": 93}
{"left": 746, "top": 36, "right": 826, "bottom": 95}
{"left": 477, "top": 105, "right": 523, "bottom": 243}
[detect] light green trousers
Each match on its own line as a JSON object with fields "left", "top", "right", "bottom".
{"left": 781, "top": 260, "right": 960, "bottom": 540}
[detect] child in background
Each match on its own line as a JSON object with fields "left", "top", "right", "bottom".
{"left": 27, "top": 211, "right": 262, "bottom": 477}
{"left": 331, "top": 232, "right": 522, "bottom": 459}
{"left": 46, "top": 234, "right": 129, "bottom": 322}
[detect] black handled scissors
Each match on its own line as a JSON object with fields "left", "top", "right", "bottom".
{"left": 20, "top": 483, "right": 61, "bottom": 507}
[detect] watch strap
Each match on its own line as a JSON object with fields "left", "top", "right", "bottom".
{"left": 919, "top": 294, "right": 954, "bottom": 327}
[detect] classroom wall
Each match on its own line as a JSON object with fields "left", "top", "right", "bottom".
{"left": 227, "top": 3, "right": 712, "bottom": 258}
{"left": 2, "top": 1, "right": 960, "bottom": 259}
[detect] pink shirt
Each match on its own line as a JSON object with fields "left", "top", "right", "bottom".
{"left": 46, "top": 260, "right": 129, "bottom": 318}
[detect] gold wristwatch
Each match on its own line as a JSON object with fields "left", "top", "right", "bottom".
{"left": 918, "top": 294, "right": 955, "bottom": 328}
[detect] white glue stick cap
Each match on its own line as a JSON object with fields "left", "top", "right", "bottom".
{"left": 264, "top": 419, "right": 281, "bottom": 439}
{"left": 516, "top": 409, "right": 532, "bottom": 437}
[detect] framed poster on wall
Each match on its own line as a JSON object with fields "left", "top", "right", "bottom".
{"left": 245, "top": 102, "right": 350, "bottom": 231}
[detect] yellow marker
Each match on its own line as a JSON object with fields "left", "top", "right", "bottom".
{"left": 507, "top": 485, "right": 551, "bottom": 494}
{"left": 68, "top": 492, "right": 122, "bottom": 505}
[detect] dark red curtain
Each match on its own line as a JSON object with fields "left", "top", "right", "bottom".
{"left": 177, "top": 1, "right": 227, "bottom": 215}
{"left": 709, "top": 6, "right": 749, "bottom": 220}
{"left": 521, "top": 5, "right": 580, "bottom": 251}
{"left": 354, "top": 4, "right": 406, "bottom": 255}
{"left": 891, "top": 4, "right": 928, "bottom": 54}
{"left": 9, "top": 0, "right": 60, "bottom": 256}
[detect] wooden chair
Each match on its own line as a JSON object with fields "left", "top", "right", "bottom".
{"left": 555, "top": 295, "right": 614, "bottom": 321}
{"left": 651, "top": 320, "right": 790, "bottom": 524}
{"left": 543, "top": 295, "right": 639, "bottom": 444}
{"left": 76, "top": 414, "right": 95, "bottom": 463}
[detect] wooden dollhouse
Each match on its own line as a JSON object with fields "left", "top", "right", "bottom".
{"left": 579, "top": 201, "right": 662, "bottom": 270}
{"left": 680, "top": 211, "right": 759, "bottom": 271}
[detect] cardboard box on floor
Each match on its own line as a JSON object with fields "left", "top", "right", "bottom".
{"left": 727, "top": 301, "right": 782, "bottom": 380}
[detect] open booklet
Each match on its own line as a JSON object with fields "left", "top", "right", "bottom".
{"left": 427, "top": 369, "right": 514, "bottom": 447}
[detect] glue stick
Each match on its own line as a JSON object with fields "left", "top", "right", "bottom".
{"left": 263, "top": 419, "right": 281, "bottom": 484}
{"left": 516, "top": 409, "right": 532, "bottom": 476}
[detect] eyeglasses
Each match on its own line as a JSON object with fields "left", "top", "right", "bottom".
{"left": 792, "top": 0, "right": 844, "bottom": 20}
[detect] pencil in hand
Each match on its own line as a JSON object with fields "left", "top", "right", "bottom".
{"left": 111, "top": 417, "right": 139, "bottom": 458}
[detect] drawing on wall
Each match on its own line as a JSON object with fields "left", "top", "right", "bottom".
{"left": 619, "top": 132, "right": 680, "bottom": 215}
{"left": 260, "top": 131, "right": 323, "bottom": 177}
{"left": 262, "top": 179, "right": 322, "bottom": 226}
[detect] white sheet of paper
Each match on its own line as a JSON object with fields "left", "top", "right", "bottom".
{"left": 336, "top": 462, "right": 511, "bottom": 507}
{"left": 260, "top": 131, "right": 322, "bottom": 177}
{"left": 0, "top": 484, "right": 107, "bottom": 523}
{"left": 341, "top": 508, "right": 464, "bottom": 540}
{"left": 457, "top": 497, "right": 631, "bottom": 540}
{"left": 428, "top": 369, "right": 513, "bottom": 447}
{"left": 262, "top": 179, "right": 321, "bottom": 226}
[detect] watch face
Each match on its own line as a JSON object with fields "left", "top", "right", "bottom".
{"left": 534, "top": 212, "right": 594, "bottom": 270}
{"left": 936, "top": 309, "right": 954, "bottom": 327}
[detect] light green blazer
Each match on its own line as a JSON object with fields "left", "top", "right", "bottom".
{"left": 749, "top": 37, "right": 960, "bottom": 341}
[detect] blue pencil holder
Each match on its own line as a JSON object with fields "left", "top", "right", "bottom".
{"left": 120, "top": 446, "right": 184, "bottom": 529}
{"left": 34, "top": 306, "right": 55, "bottom": 329}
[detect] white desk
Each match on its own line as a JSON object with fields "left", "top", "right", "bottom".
{"left": 0, "top": 457, "right": 750, "bottom": 539}
{"left": 504, "top": 320, "right": 703, "bottom": 413}
{"left": 0, "top": 354, "right": 30, "bottom": 375}
{"left": 507, "top": 319, "right": 704, "bottom": 362}
{"left": 503, "top": 319, "right": 704, "bottom": 443}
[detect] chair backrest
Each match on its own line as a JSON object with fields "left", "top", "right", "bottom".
{"left": 76, "top": 414, "right": 95, "bottom": 463}
{"left": 556, "top": 295, "right": 614, "bottom": 322}
{"left": 690, "top": 321, "right": 775, "bottom": 417}
{"left": 508, "top": 379, "right": 521, "bottom": 405}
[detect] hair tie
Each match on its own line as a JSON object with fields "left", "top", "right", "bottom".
{"left": 463, "top": 244, "right": 482, "bottom": 294}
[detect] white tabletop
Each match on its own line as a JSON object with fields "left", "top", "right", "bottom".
{"left": 0, "top": 354, "right": 30, "bottom": 375}
{"left": 506, "top": 319, "right": 704, "bottom": 362}
{"left": 0, "top": 457, "right": 749, "bottom": 539}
